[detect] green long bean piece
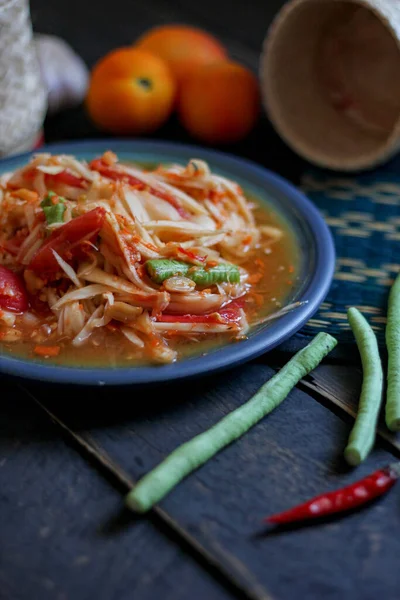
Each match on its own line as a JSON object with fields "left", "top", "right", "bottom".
{"left": 191, "top": 263, "right": 240, "bottom": 286}
{"left": 145, "top": 259, "right": 240, "bottom": 286}
{"left": 386, "top": 272, "right": 400, "bottom": 431}
{"left": 125, "top": 332, "right": 337, "bottom": 513}
{"left": 41, "top": 191, "right": 66, "bottom": 225}
{"left": 344, "top": 308, "right": 383, "bottom": 466}
{"left": 146, "top": 259, "right": 190, "bottom": 283}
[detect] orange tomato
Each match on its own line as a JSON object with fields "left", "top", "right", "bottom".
{"left": 178, "top": 61, "right": 260, "bottom": 144}
{"left": 135, "top": 25, "right": 228, "bottom": 86}
{"left": 86, "top": 48, "right": 176, "bottom": 135}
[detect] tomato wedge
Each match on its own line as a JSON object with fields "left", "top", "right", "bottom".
{"left": 29, "top": 208, "right": 106, "bottom": 273}
{"left": 0, "top": 265, "right": 28, "bottom": 312}
{"left": 89, "top": 158, "right": 190, "bottom": 219}
{"left": 218, "top": 299, "right": 245, "bottom": 323}
{"left": 7, "top": 168, "right": 88, "bottom": 191}
{"left": 46, "top": 170, "right": 88, "bottom": 189}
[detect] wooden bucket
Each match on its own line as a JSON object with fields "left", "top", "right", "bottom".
{"left": 260, "top": 0, "right": 400, "bottom": 171}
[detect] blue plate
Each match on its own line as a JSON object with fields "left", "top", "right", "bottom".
{"left": 0, "top": 139, "right": 335, "bottom": 385}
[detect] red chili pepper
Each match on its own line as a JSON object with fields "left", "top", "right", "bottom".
{"left": 89, "top": 158, "right": 190, "bottom": 219}
{"left": 265, "top": 463, "right": 400, "bottom": 525}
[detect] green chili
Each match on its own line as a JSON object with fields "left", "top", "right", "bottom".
{"left": 344, "top": 308, "right": 383, "bottom": 466}
{"left": 145, "top": 259, "right": 240, "bottom": 286}
{"left": 386, "top": 272, "right": 400, "bottom": 431}
{"left": 125, "top": 332, "right": 337, "bottom": 513}
{"left": 41, "top": 191, "right": 66, "bottom": 225}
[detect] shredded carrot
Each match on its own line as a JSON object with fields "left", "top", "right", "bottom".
{"left": 10, "top": 188, "right": 39, "bottom": 203}
{"left": 34, "top": 345, "right": 60, "bottom": 357}
{"left": 248, "top": 272, "right": 264, "bottom": 284}
{"left": 208, "top": 190, "right": 225, "bottom": 203}
{"left": 149, "top": 336, "right": 161, "bottom": 348}
{"left": 255, "top": 258, "right": 264, "bottom": 269}
{"left": 253, "top": 293, "right": 264, "bottom": 307}
{"left": 137, "top": 264, "right": 146, "bottom": 278}
{"left": 103, "top": 151, "right": 117, "bottom": 165}
{"left": 235, "top": 184, "right": 244, "bottom": 195}
{"left": 206, "top": 260, "right": 219, "bottom": 268}
{"left": 288, "top": 265, "right": 295, "bottom": 274}
{"left": 161, "top": 172, "right": 181, "bottom": 181}
{"left": 243, "top": 235, "right": 252, "bottom": 245}
{"left": 164, "top": 330, "right": 183, "bottom": 338}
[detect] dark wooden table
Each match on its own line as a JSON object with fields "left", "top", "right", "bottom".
{"left": 1, "top": 1, "right": 400, "bottom": 599}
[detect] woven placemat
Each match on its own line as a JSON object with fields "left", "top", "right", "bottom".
{"left": 277, "top": 162, "right": 400, "bottom": 359}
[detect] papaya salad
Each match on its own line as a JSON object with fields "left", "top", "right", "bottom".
{"left": 0, "top": 151, "right": 298, "bottom": 365}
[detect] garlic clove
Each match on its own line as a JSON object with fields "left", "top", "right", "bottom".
{"left": 34, "top": 34, "right": 89, "bottom": 115}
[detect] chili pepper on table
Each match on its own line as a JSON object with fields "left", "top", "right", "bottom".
{"left": 264, "top": 462, "right": 400, "bottom": 526}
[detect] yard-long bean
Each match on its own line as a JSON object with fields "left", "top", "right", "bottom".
{"left": 125, "top": 332, "right": 337, "bottom": 513}
{"left": 344, "top": 308, "right": 383, "bottom": 466}
{"left": 145, "top": 259, "right": 240, "bottom": 285}
{"left": 386, "top": 273, "right": 400, "bottom": 431}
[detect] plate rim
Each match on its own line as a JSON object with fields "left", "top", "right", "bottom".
{"left": 0, "top": 138, "right": 335, "bottom": 385}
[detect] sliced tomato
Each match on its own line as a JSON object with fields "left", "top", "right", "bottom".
{"left": 29, "top": 207, "right": 106, "bottom": 274}
{"left": 218, "top": 298, "right": 246, "bottom": 323}
{"left": 157, "top": 313, "right": 222, "bottom": 324}
{"left": 89, "top": 158, "right": 190, "bottom": 219}
{"left": 89, "top": 159, "right": 146, "bottom": 188}
{"left": 158, "top": 298, "right": 246, "bottom": 325}
{"left": 46, "top": 170, "right": 88, "bottom": 189}
{"left": 0, "top": 265, "right": 28, "bottom": 312}
{"left": 7, "top": 168, "right": 88, "bottom": 191}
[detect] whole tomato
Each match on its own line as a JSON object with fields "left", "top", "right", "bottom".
{"left": 179, "top": 61, "right": 260, "bottom": 144}
{"left": 86, "top": 48, "right": 176, "bottom": 135}
{"left": 135, "top": 25, "right": 227, "bottom": 87}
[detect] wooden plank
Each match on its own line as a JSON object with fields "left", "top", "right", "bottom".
{"left": 23, "top": 362, "right": 400, "bottom": 600}
{"left": 0, "top": 379, "right": 237, "bottom": 600}
{"left": 21, "top": 386, "right": 273, "bottom": 600}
